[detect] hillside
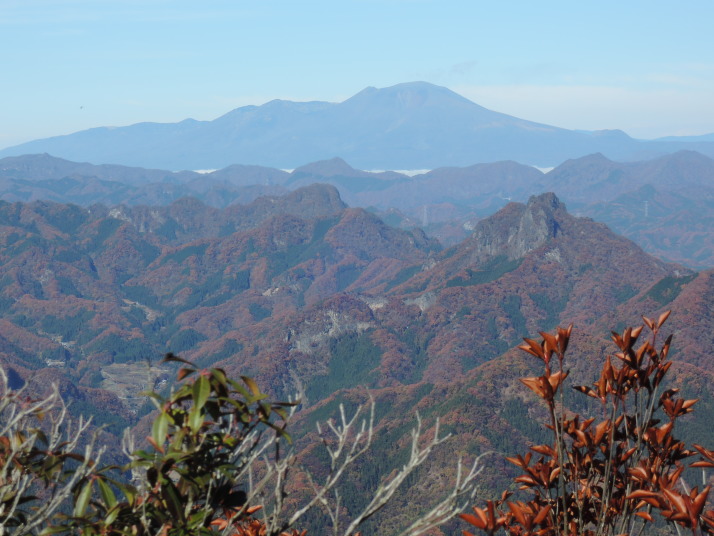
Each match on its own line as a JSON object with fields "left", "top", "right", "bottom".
{"left": 1, "top": 185, "right": 712, "bottom": 533}
{"left": 547, "top": 151, "right": 714, "bottom": 267}
{"left": 0, "top": 185, "right": 436, "bottom": 405}
{"left": 0, "top": 187, "right": 697, "bottom": 412}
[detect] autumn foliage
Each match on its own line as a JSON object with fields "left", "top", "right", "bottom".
{"left": 52, "top": 353, "right": 302, "bottom": 536}
{"left": 6, "top": 310, "right": 714, "bottom": 536}
{"left": 462, "top": 312, "right": 714, "bottom": 536}
{"left": 0, "top": 348, "right": 475, "bottom": 536}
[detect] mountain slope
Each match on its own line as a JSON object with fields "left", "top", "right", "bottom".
{"left": 1, "top": 186, "right": 710, "bottom": 534}
{"left": 543, "top": 151, "right": 714, "bottom": 267}
{"left": 540, "top": 150, "right": 714, "bottom": 204}
{"left": 0, "top": 184, "right": 436, "bottom": 397}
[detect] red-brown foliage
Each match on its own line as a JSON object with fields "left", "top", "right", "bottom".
{"left": 463, "top": 312, "right": 714, "bottom": 536}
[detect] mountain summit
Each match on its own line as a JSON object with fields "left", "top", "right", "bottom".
{"left": 2, "top": 82, "right": 713, "bottom": 169}
{"left": 467, "top": 192, "right": 565, "bottom": 261}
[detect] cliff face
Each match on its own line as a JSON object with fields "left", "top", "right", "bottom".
{"left": 468, "top": 193, "right": 565, "bottom": 263}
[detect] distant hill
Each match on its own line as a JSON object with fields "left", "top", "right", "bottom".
{"left": 5, "top": 151, "right": 714, "bottom": 268}
{"left": 3, "top": 82, "right": 714, "bottom": 169}
{"left": 0, "top": 153, "right": 290, "bottom": 207}
{"left": 538, "top": 150, "right": 714, "bottom": 267}
{"left": 0, "top": 184, "right": 436, "bottom": 385}
{"left": 538, "top": 150, "right": 714, "bottom": 204}
{"left": 656, "top": 133, "right": 714, "bottom": 143}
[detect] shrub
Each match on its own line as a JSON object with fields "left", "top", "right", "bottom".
{"left": 0, "top": 354, "right": 482, "bottom": 535}
{"left": 0, "top": 370, "right": 97, "bottom": 536}
{"left": 462, "top": 312, "right": 714, "bottom": 536}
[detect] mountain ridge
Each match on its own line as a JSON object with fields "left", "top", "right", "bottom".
{"left": 4, "top": 82, "right": 714, "bottom": 169}
{"left": 5, "top": 150, "right": 714, "bottom": 268}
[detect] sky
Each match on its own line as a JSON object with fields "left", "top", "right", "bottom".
{"left": 2, "top": 0, "right": 713, "bottom": 149}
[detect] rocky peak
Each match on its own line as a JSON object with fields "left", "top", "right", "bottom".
{"left": 522, "top": 191, "right": 564, "bottom": 240}
{"left": 467, "top": 192, "right": 567, "bottom": 263}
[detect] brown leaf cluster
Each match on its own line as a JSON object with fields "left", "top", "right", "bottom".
{"left": 462, "top": 312, "right": 714, "bottom": 536}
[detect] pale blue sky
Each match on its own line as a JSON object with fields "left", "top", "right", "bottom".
{"left": 2, "top": 0, "right": 713, "bottom": 149}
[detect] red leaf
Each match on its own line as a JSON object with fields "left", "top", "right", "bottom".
{"left": 657, "top": 310, "right": 672, "bottom": 328}
{"left": 459, "top": 513, "right": 486, "bottom": 529}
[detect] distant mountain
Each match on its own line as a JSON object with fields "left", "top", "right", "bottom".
{"left": 6, "top": 151, "right": 714, "bottom": 268}
{"left": 377, "top": 193, "right": 682, "bottom": 331}
{"left": 0, "top": 152, "right": 194, "bottom": 185}
{"left": 656, "top": 133, "right": 714, "bottom": 142}
{"left": 535, "top": 150, "right": 714, "bottom": 267}
{"left": 0, "top": 153, "right": 290, "bottom": 207}
{"left": 0, "top": 184, "right": 436, "bottom": 385}
{"left": 3, "top": 82, "right": 714, "bottom": 169}
{"left": 288, "top": 151, "right": 714, "bottom": 269}
{"left": 0, "top": 188, "right": 687, "bottom": 403}
{"left": 538, "top": 150, "right": 714, "bottom": 204}
{"left": 354, "top": 160, "right": 543, "bottom": 211}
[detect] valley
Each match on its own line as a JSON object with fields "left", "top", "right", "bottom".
{"left": 0, "top": 188, "right": 702, "bottom": 392}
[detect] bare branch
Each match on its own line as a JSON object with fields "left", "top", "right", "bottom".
{"left": 245, "top": 394, "right": 483, "bottom": 536}
{"left": 0, "top": 368, "right": 100, "bottom": 536}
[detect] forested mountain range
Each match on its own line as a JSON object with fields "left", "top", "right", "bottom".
{"left": 1, "top": 181, "right": 712, "bottom": 531}
{"left": 3, "top": 82, "right": 714, "bottom": 169}
{"left": 3, "top": 149, "right": 714, "bottom": 268}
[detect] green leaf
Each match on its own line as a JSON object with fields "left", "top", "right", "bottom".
{"left": 211, "top": 368, "right": 228, "bottom": 388}
{"left": 104, "top": 507, "right": 119, "bottom": 526}
{"left": 241, "top": 376, "right": 262, "bottom": 397}
{"left": 162, "top": 481, "right": 185, "bottom": 522}
{"left": 152, "top": 412, "right": 169, "bottom": 446}
{"left": 115, "top": 482, "right": 137, "bottom": 505}
{"left": 192, "top": 375, "right": 210, "bottom": 411}
{"left": 97, "top": 478, "right": 117, "bottom": 508}
{"left": 188, "top": 406, "right": 204, "bottom": 433}
{"left": 227, "top": 378, "right": 250, "bottom": 398}
{"left": 41, "top": 525, "right": 69, "bottom": 535}
{"left": 73, "top": 480, "right": 93, "bottom": 517}
{"left": 131, "top": 449, "right": 155, "bottom": 462}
